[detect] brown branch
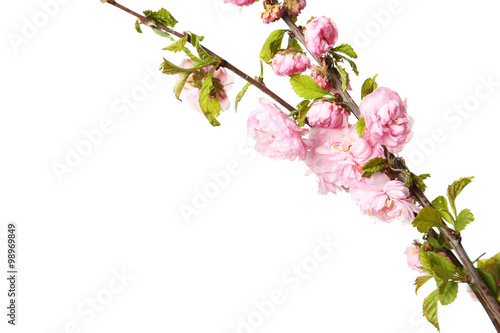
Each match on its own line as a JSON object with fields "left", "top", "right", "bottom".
{"left": 102, "top": 0, "right": 296, "bottom": 113}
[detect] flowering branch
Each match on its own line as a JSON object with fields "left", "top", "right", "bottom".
{"left": 102, "top": 0, "right": 500, "bottom": 331}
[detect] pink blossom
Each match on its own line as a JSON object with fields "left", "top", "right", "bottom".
{"left": 305, "top": 126, "right": 383, "bottom": 193}
{"left": 307, "top": 100, "right": 348, "bottom": 129}
{"left": 247, "top": 98, "right": 310, "bottom": 161}
{"left": 304, "top": 17, "right": 339, "bottom": 58}
{"left": 177, "top": 59, "right": 234, "bottom": 113}
{"left": 284, "top": 0, "right": 306, "bottom": 18}
{"left": 404, "top": 242, "right": 423, "bottom": 273}
{"left": 271, "top": 52, "right": 311, "bottom": 76}
{"left": 350, "top": 172, "right": 420, "bottom": 224}
{"left": 261, "top": 4, "right": 285, "bottom": 24}
{"left": 359, "top": 87, "right": 414, "bottom": 153}
{"left": 223, "top": 0, "right": 256, "bottom": 6}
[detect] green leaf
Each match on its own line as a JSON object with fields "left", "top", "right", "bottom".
{"left": 427, "top": 236, "right": 445, "bottom": 252}
{"left": 478, "top": 258, "right": 499, "bottom": 293}
{"left": 163, "top": 35, "right": 188, "bottom": 52}
{"left": 151, "top": 27, "right": 172, "bottom": 38}
{"left": 173, "top": 72, "right": 190, "bottom": 100}
{"left": 188, "top": 32, "right": 213, "bottom": 62}
{"left": 410, "top": 172, "right": 428, "bottom": 192}
{"left": 420, "top": 174, "right": 431, "bottom": 181}
{"left": 144, "top": 8, "right": 178, "bottom": 28}
{"left": 361, "top": 74, "right": 378, "bottom": 99}
{"left": 412, "top": 207, "right": 446, "bottom": 233}
{"left": 455, "top": 209, "right": 474, "bottom": 233}
{"left": 198, "top": 75, "right": 221, "bottom": 127}
{"left": 419, "top": 245, "right": 433, "bottom": 272}
{"left": 235, "top": 82, "right": 252, "bottom": 112}
{"left": 336, "top": 65, "right": 348, "bottom": 92}
{"left": 477, "top": 267, "right": 498, "bottom": 297}
{"left": 160, "top": 58, "right": 194, "bottom": 75}
{"left": 415, "top": 275, "right": 433, "bottom": 294}
{"left": 333, "top": 43, "right": 357, "bottom": 59}
{"left": 433, "top": 265, "right": 454, "bottom": 281}
{"left": 439, "top": 282, "right": 458, "bottom": 305}
{"left": 295, "top": 100, "right": 311, "bottom": 127}
{"left": 428, "top": 252, "right": 457, "bottom": 274}
{"left": 361, "top": 157, "right": 387, "bottom": 178}
{"left": 290, "top": 75, "right": 331, "bottom": 99}
{"left": 432, "top": 196, "right": 454, "bottom": 225}
{"left": 356, "top": 118, "right": 366, "bottom": 138}
{"left": 260, "top": 29, "right": 286, "bottom": 63}
{"left": 423, "top": 289, "right": 440, "bottom": 331}
{"left": 447, "top": 176, "right": 474, "bottom": 216}
{"left": 135, "top": 20, "right": 143, "bottom": 33}
{"left": 288, "top": 37, "right": 303, "bottom": 52}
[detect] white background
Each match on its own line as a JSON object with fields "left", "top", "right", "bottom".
{"left": 2, "top": 0, "right": 500, "bottom": 332}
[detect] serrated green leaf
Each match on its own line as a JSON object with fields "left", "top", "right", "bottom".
{"left": 423, "top": 289, "right": 440, "bottom": 331}
{"left": 420, "top": 245, "right": 433, "bottom": 272}
{"left": 427, "top": 236, "right": 445, "bottom": 252}
{"left": 410, "top": 172, "right": 428, "bottom": 192}
{"left": 428, "top": 252, "right": 457, "bottom": 274}
{"left": 356, "top": 118, "right": 366, "bottom": 138}
{"left": 415, "top": 275, "right": 433, "bottom": 294}
{"left": 455, "top": 208, "right": 474, "bottom": 233}
{"left": 333, "top": 43, "right": 357, "bottom": 59}
{"left": 198, "top": 75, "right": 221, "bottom": 127}
{"left": 260, "top": 29, "right": 286, "bottom": 63}
{"left": 433, "top": 265, "right": 455, "bottom": 281}
{"left": 447, "top": 176, "right": 474, "bottom": 216}
{"left": 361, "top": 74, "right": 378, "bottom": 99}
{"left": 163, "top": 35, "right": 188, "bottom": 52}
{"left": 432, "top": 196, "right": 449, "bottom": 213}
{"left": 188, "top": 32, "right": 213, "bottom": 62}
{"left": 412, "top": 207, "right": 446, "bottom": 233}
{"left": 235, "top": 82, "right": 252, "bottom": 112}
{"left": 336, "top": 65, "right": 348, "bottom": 92}
{"left": 144, "top": 8, "right": 178, "bottom": 28}
{"left": 439, "top": 282, "right": 458, "bottom": 305}
{"left": 290, "top": 75, "right": 331, "bottom": 99}
{"left": 361, "top": 157, "right": 386, "bottom": 178}
{"left": 135, "top": 20, "right": 143, "bottom": 33}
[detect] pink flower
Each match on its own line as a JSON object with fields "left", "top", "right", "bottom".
{"left": 404, "top": 241, "right": 423, "bottom": 273}
{"left": 305, "top": 126, "right": 383, "bottom": 193}
{"left": 350, "top": 172, "right": 420, "bottom": 224}
{"left": 307, "top": 100, "right": 348, "bottom": 129}
{"left": 248, "top": 98, "right": 310, "bottom": 161}
{"left": 284, "top": 0, "right": 306, "bottom": 18}
{"left": 359, "top": 87, "right": 414, "bottom": 153}
{"left": 261, "top": 4, "right": 285, "bottom": 24}
{"left": 223, "top": 0, "right": 256, "bottom": 6}
{"left": 271, "top": 52, "right": 311, "bottom": 76}
{"left": 304, "top": 17, "right": 339, "bottom": 58}
{"left": 177, "top": 59, "right": 234, "bottom": 113}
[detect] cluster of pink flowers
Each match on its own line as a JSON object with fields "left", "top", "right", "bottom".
{"left": 177, "top": 59, "right": 234, "bottom": 113}
{"left": 246, "top": 86, "right": 418, "bottom": 224}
